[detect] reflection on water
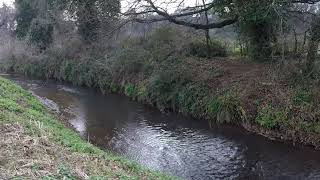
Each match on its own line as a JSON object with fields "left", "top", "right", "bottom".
{"left": 6, "top": 74, "right": 320, "bottom": 180}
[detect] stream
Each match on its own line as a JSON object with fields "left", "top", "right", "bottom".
{"left": 4, "top": 74, "right": 320, "bottom": 180}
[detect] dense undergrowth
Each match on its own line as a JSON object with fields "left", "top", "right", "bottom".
{"left": 2, "top": 27, "right": 320, "bottom": 147}
{"left": 0, "top": 77, "right": 174, "bottom": 179}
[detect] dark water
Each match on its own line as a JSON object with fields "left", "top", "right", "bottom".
{"left": 4, "top": 74, "right": 320, "bottom": 180}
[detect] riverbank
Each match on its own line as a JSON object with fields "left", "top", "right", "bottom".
{"left": 2, "top": 28, "right": 320, "bottom": 149}
{"left": 0, "top": 77, "right": 173, "bottom": 179}
{"left": 3, "top": 56, "right": 320, "bottom": 149}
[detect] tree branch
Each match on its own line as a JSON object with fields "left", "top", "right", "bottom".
{"left": 130, "top": 0, "right": 237, "bottom": 29}
{"left": 291, "top": 0, "right": 320, "bottom": 4}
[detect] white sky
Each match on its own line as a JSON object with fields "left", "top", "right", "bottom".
{"left": 0, "top": 0, "right": 13, "bottom": 7}
{"left": 0, "top": 0, "right": 197, "bottom": 13}
{"left": 121, "top": 0, "right": 199, "bottom": 13}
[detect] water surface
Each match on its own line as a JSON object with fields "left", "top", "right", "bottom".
{"left": 4, "top": 74, "right": 320, "bottom": 180}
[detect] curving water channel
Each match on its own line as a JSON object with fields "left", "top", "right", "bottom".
{"left": 4, "top": 74, "right": 320, "bottom": 180}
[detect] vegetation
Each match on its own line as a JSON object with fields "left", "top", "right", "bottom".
{"left": 186, "top": 40, "right": 228, "bottom": 58}
{"left": 0, "top": 76, "right": 174, "bottom": 179}
{"left": 256, "top": 104, "right": 287, "bottom": 129}
{"left": 2, "top": 18, "right": 320, "bottom": 147}
{"left": 0, "top": 0, "right": 320, "bottom": 166}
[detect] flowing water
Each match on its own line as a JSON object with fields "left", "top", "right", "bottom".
{"left": 4, "top": 74, "right": 320, "bottom": 180}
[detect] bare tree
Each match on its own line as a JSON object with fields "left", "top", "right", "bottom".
{"left": 123, "top": 0, "right": 320, "bottom": 29}
{"left": 0, "top": 4, "right": 15, "bottom": 34}
{"left": 123, "top": 0, "right": 238, "bottom": 30}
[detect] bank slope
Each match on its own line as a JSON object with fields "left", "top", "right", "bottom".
{"left": 0, "top": 77, "right": 173, "bottom": 179}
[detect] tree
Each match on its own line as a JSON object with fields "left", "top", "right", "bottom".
{"left": 125, "top": 0, "right": 237, "bottom": 29}
{"left": 0, "top": 4, "right": 15, "bottom": 34}
{"left": 15, "top": 0, "right": 38, "bottom": 38}
{"left": 236, "top": 0, "right": 280, "bottom": 61}
{"left": 77, "top": 0, "right": 100, "bottom": 43}
{"left": 15, "top": 0, "right": 121, "bottom": 46}
{"left": 29, "top": 17, "right": 53, "bottom": 50}
{"left": 305, "top": 15, "right": 320, "bottom": 75}
{"left": 123, "top": 0, "right": 320, "bottom": 61}
{"left": 54, "top": 0, "right": 120, "bottom": 43}
{"left": 15, "top": 0, "right": 54, "bottom": 50}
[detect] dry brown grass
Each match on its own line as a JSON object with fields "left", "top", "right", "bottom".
{"left": 0, "top": 122, "right": 139, "bottom": 179}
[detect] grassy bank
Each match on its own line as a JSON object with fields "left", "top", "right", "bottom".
{"left": 2, "top": 28, "right": 320, "bottom": 148}
{"left": 0, "top": 77, "right": 173, "bottom": 179}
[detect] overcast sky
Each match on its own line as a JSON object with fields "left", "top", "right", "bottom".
{"left": 0, "top": 0, "right": 202, "bottom": 11}
{"left": 0, "top": 0, "right": 13, "bottom": 7}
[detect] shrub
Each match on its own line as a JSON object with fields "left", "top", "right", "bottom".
{"left": 311, "top": 60, "right": 320, "bottom": 79}
{"left": 177, "top": 83, "right": 209, "bottom": 116}
{"left": 312, "top": 122, "right": 320, "bottom": 134}
{"left": 145, "top": 27, "right": 186, "bottom": 62}
{"left": 186, "top": 40, "right": 227, "bottom": 58}
{"left": 256, "top": 104, "right": 287, "bottom": 129}
{"left": 147, "top": 27, "right": 182, "bottom": 49}
{"left": 59, "top": 60, "right": 76, "bottom": 82}
{"left": 109, "top": 82, "right": 119, "bottom": 93}
{"left": 136, "top": 81, "right": 148, "bottom": 102}
{"left": 124, "top": 83, "right": 137, "bottom": 98}
{"left": 106, "top": 47, "right": 151, "bottom": 78}
{"left": 206, "top": 94, "right": 245, "bottom": 124}
{"left": 146, "top": 60, "right": 191, "bottom": 110}
{"left": 0, "top": 37, "right": 40, "bottom": 73}
{"left": 293, "top": 88, "right": 312, "bottom": 105}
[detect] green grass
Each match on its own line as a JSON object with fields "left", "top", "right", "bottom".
{"left": 0, "top": 77, "right": 175, "bottom": 179}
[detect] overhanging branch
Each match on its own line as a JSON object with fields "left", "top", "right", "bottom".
{"left": 129, "top": 0, "right": 237, "bottom": 29}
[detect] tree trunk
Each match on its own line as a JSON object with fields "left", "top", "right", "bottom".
{"left": 205, "top": 29, "right": 211, "bottom": 57}
{"left": 293, "top": 28, "right": 298, "bottom": 55}
{"left": 202, "top": 0, "right": 211, "bottom": 58}
{"left": 302, "top": 30, "right": 308, "bottom": 53}
{"left": 281, "top": 18, "right": 285, "bottom": 62}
